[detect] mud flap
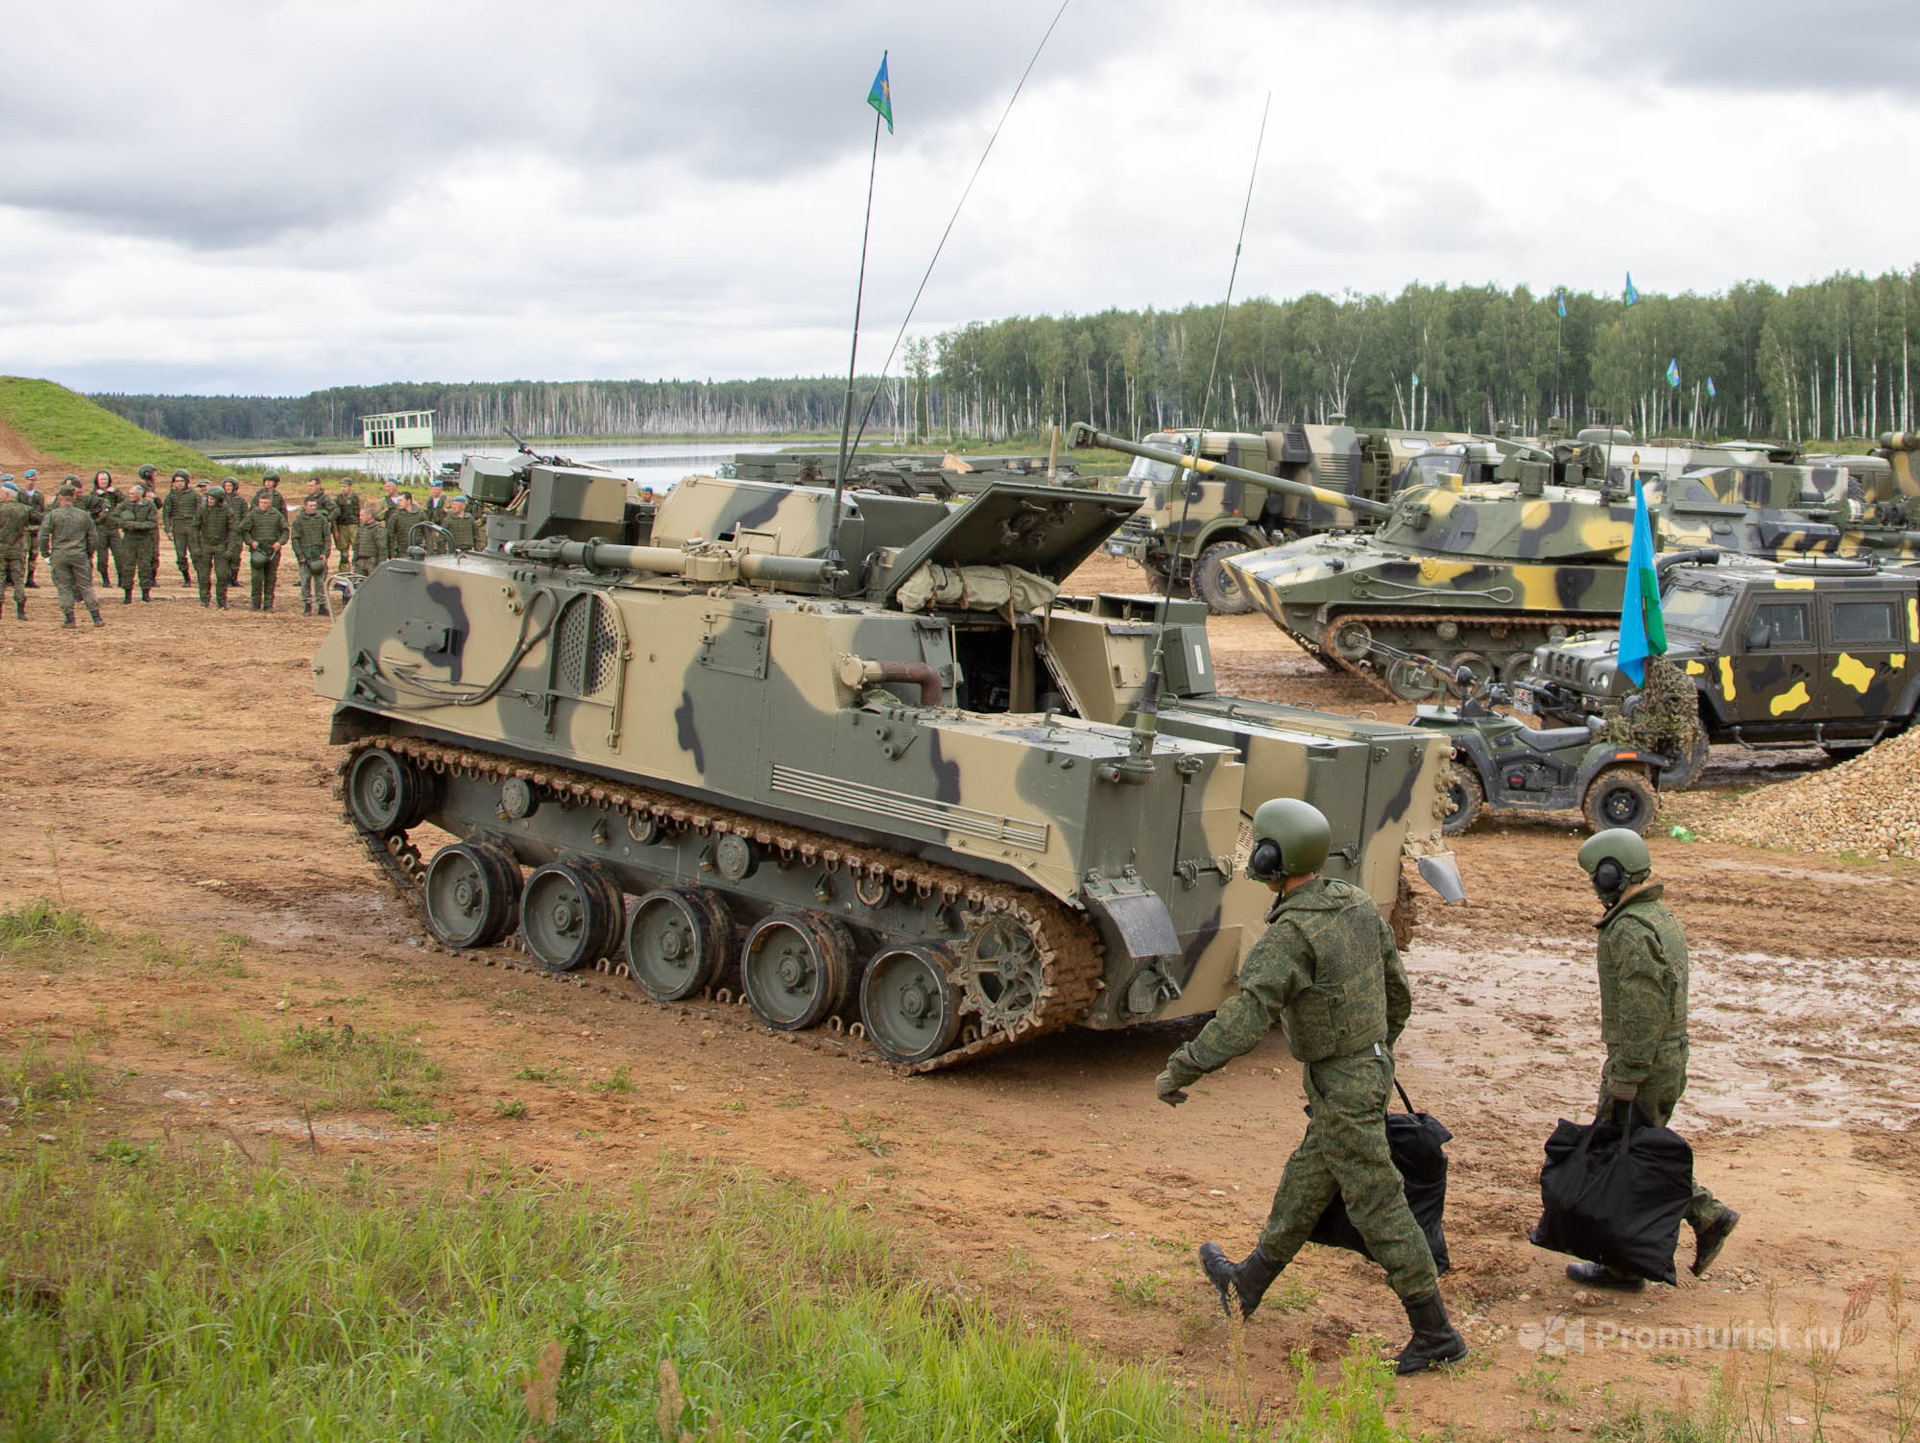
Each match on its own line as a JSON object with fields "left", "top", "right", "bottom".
{"left": 1083, "top": 879, "right": 1182, "bottom": 962}
{"left": 1416, "top": 853, "right": 1466, "bottom": 903}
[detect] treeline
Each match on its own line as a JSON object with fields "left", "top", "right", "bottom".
{"left": 93, "top": 267, "right": 1920, "bottom": 446}
{"left": 92, "top": 378, "right": 902, "bottom": 444}
{"left": 921, "top": 268, "right": 1920, "bottom": 445}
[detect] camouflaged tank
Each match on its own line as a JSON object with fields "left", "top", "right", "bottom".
{"left": 315, "top": 450, "right": 1462, "bottom": 1072}
{"left": 1208, "top": 435, "right": 1920, "bottom": 700}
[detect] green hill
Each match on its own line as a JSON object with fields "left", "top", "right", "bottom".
{"left": 0, "top": 377, "right": 215, "bottom": 476}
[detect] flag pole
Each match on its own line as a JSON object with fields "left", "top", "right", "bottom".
{"left": 828, "top": 91, "right": 886, "bottom": 570}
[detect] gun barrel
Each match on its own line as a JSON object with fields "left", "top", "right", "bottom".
{"left": 505, "top": 538, "right": 836, "bottom": 584}
{"left": 1069, "top": 424, "right": 1393, "bottom": 519}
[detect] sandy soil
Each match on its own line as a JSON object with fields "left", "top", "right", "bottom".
{"left": 5, "top": 560, "right": 1920, "bottom": 1438}
{"left": 0, "top": 415, "right": 67, "bottom": 476}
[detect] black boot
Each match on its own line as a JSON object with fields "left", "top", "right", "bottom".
{"left": 1395, "top": 1290, "right": 1467, "bottom": 1375}
{"left": 123, "top": 587, "right": 133, "bottom": 605}
{"left": 1197, "top": 1242, "right": 1284, "bottom": 1319}
{"left": 302, "top": 601, "right": 312, "bottom": 615}
{"left": 1566, "top": 1261, "right": 1645, "bottom": 1292}
{"left": 13, "top": 599, "right": 22, "bottom": 620}
{"left": 1692, "top": 1209, "right": 1739, "bottom": 1276}
{"left": 61, "top": 607, "right": 75, "bottom": 628}
{"left": 141, "top": 587, "right": 150, "bottom": 602}
{"left": 88, "top": 606, "right": 104, "bottom": 627}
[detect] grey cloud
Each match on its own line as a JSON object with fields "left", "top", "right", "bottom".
{"left": 1, "top": 0, "right": 1149, "bottom": 250}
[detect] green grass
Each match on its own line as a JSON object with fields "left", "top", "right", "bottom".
{"left": 0, "top": 377, "right": 215, "bottom": 476}
{"left": 0, "top": 897, "right": 102, "bottom": 955}
{"left": 223, "top": 1019, "right": 448, "bottom": 1125}
{"left": 0, "top": 1138, "right": 1390, "bottom": 1442}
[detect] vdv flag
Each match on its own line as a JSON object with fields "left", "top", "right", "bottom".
{"left": 1666, "top": 358, "right": 1681, "bottom": 389}
{"left": 1706, "top": 376, "right": 1717, "bottom": 399}
{"left": 1616, "top": 479, "right": 1668, "bottom": 687}
{"left": 1624, "top": 273, "right": 1639, "bottom": 306}
{"left": 867, "top": 53, "right": 893, "bottom": 133}
{"left": 1557, "top": 291, "right": 1567, "bottom": 319}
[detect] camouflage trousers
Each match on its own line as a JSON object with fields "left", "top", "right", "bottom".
{"left": 1256, "top": 1048, "right": 1438, "bottom": 1300}
{"left": 97, "top": 540, "right": 119, "bottom": 586}
{"left": 1602, "top": 1041, "right": 1726, "bottom": 1231}
{"left": 49, "top": 553, "right": 98, "bottom": 612}
{"left": 297, "top": 557, "right": 328, "bottom": 608}
{"left": 0, "top": 547, "right": 25, "bottom": 608}
{"left": 127, "top": 535, "right": 158, "bottom": 590}
{"left": 190, "top": 544, "right": 226, "bottom": 604}
{"left": 249, "top": 548, "right": 281, "bottom": 608}
{"left": 333, "top": 522, "right": 357, "bottom": 566}
{"left": 172, "top": 530, "right": 195, "bottom": 584}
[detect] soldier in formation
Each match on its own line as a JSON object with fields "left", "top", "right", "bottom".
{"left": 88, "top": 471, "right": 123, "bottom": 588}
{"left": 163, "top": 470, "right": 200, "bottom": 587}
{"left": 291, "top": 495, "right": 333, "bottom": 615}
{"left": 40, "top": 486, "right": 104, "bottom": 627}
{"left": 1570, "top": 829, "right": 1738, "bottom": 1290}
{"left": 237, "top": 490, "right": 289, "bottom": 610}
{"left": 0, "top": 480, "right": 30, "bottom": 619}
{"left": 195, "top": 480, "right": 238, "bottom": 608}
{"left": 1156, "top": 798, "right": 1467, "bottom": 1376}
{"left": 112, "top": 481, "right": 162, "bottom": 602}
{"left": 18, "top": 471, "right": 46, "bottom": 589}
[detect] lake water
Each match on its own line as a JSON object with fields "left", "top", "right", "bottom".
{"left": 211, "top": 440, "right": 797, "bottom": 489}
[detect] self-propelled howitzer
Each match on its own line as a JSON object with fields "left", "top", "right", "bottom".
{"left": 315, "top": 456, "right": 1460, "bottom": 1071}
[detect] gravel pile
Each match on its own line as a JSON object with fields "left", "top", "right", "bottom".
{"left": 1710, "top": 727, "right": 1920, "bottom": 859}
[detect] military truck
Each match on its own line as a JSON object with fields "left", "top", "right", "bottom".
{"left": 316, "top": 450, "right": 1461, "bottom": 1072}
{"left": 1523, "top": 554, "right": 1920, "bottom": 756}
{"left": 1101, "top": 424, "right": 1492, "bottom": 614}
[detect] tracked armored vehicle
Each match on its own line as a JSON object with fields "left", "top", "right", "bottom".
{"left": 316, "top": 450, "right": 1460, "bottom": 1072}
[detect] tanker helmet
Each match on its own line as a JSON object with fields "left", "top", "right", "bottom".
{"left": 1246, "top": 797, "right": 1331, "bottom": 881}
{"left": 1578, "top": 827, "right": 1652, "bottom": 902}
{"left": 138, "top": 464, "right": 156, "bottom": 480}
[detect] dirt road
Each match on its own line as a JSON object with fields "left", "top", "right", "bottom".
{"left": 4, "top": 563, "right": 1919, "bottom": 1437}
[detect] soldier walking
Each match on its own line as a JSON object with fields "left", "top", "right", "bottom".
{"left": 196, "top": 483, "right": 237, "bottom": 608}
{"left": 113, "top": 483, "right": 162, "bottom": 602}
{"left": 89, "top": 471, "right": 125, "bottom": 588}
{"left": 0, "top": 480, "right": 31, "bottom": 619}
{"left": 163, "top": 470, "right": 200, "bottom": 586}
{"left": 1156, "top": 799, "right": 1466, "bottom": 1375}
{"left": 290, "top": 495, "right": 333, "bottom": 615}
{"left": 20, "top": 471, "right": 45, "bottom": 589}
{"left": 40, "top": 486, "right": 104, "bottom": 627}
{"left": 1568, "top": 830, "right": 1739, "bottom": 1290}
{"left": 236, "top": 491, "right": 289, "bottom": 610}
{"left": 351, "top": 500, "right": 391, "bottom": 574}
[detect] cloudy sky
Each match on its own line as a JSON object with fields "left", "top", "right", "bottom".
{"left": 5, "top": 0, "right": 1919, "bottom": 396}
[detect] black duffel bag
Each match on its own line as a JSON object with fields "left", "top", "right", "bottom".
{"left": 1309, "top": 1080, "right": 1452, "bottom": 1275}
{"left": 1530, "top": 1107, "right": 1694, "bottom": 1286}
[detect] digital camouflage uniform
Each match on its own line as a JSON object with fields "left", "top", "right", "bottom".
{"left": 1164, "top": 878, "right": 1436, "bottom": 1301}
{"left": 22, "top": 485, "right": 45, "bottom": 587}
{"left": 196, "top": 496, "right": 238, "bottom": 606}
{"left": 332, "top": 484, "right": 360, "bottom": 564}
{"left": 386, "top": 501, "right": 421, "bottom": 555}
{"left": 0, "top": 494, "right": 30, "bottom": 615}
{"left": 441, "top": 511, "right": 484, "bottom": 552}
{"left": 1595, "top": 882, "right": 1726, "bottom": 1231}
{"left": 351, "top": 516, "right": 392, "bottom": 575}
{"left": 89, "top": 486, "right": 125, "bottom": 587}
{"left": 290, "top": 507, "right": 333, "bottom": 611}
{"left": 236, "top": 503, "right": 289, "bottom": 609}
{"left": 164, "top": 482, "right": 201, "bottom": 585}
{"left": 112, "top": 494, "right": 161, "bottom": 597}
{"left": 40, "top": 502, "right": 102, "bottom": 622}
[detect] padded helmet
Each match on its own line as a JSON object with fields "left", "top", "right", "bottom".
{"left": 138, "top": 464, "right": 157, "bottom": 480}
{"left": 1245, "top": 797, "right": 1332, "bottom": 882}
{"left": 1578, "top": 828, "right": 1652, "bottom": 899}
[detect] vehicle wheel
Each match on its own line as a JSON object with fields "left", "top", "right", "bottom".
{"left": 626, "top": 887, "right": 735, "bottom": 1002}
{"left": 519, "top": 860, "right": 624, "bottom": 972}
{"left": 1498, "top": 651, "right": 1534, "bottom": 686}
{"left": 1192, "top": 541, "right": 1256, "bottom": 615}
{"left": 1330, "top": 618, "right": 1373, "bottom": 663}
{"left": 345, "top": 746, "right": 434, "bottom": 835}
{"left": 1584, "top": 766, "right": 1658, "bottom": 835}
{"left": 741, "top": 911, "right": 854, "bottom": 1031}
{"left": 1659, "top": 728, "right": 1711, "bottom": 791}
{"left": 860, "top": 943, "right": 965, "bottom": 1064}
{"left": 1387, "top": 657, "right": 1445, "bottom": 702}
{"left": 422, "top": 841, "right": 520, "bottom": 949}
{"left": 1440, "top": 762, "right": 1485, "bottom": 837}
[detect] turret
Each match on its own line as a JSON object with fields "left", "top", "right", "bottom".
{"left": 1070, "top": 424, "right": 1395, "bottom": 520}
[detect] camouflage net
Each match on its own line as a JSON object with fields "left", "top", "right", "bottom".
{"left": 1604, "top": 653, "right": 1703, "bottom": 761}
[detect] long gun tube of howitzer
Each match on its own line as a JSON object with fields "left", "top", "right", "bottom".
{"left": 1068, "top": 425, "right": 1394, "bottom": 520}
{"left": 505, "top": 538, "right": 836, "bottom": 585}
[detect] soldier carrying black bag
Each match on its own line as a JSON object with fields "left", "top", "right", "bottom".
{"left": 1540, "top": 829, "right": 1738, "bottom": 1291}
{"left": 1154, "top": 798, "right": 1466, "bottom": 1376}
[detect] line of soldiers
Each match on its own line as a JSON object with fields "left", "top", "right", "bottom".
{"left": 0, "top": 465, "right": 485, "bottom": 624}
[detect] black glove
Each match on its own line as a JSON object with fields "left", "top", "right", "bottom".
{"left": 1154, "top": 1070, "right": 1189, "bottom": 1108}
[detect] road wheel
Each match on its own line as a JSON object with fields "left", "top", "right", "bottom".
{"left": 626, "top": 887, "right": 735, "bottom": 1002}
{"left": 519, "top": 860, "right": 624, "bottom": 972}
{"left": 1441, "top": 762, "right": 1485, "bottom": 837}
{"left": 422, "top": 841, "right": 520, "bottom": 949}
{"left": 742, "top": 911, "right": 854, "bottom": 1031}
{"left": 1192, "top": 541, "right": 1256, "bottom": 615}
{"left": 1584, "top": 766, "right": 1658, "bottom": 835}
{"left": 1330, "top": 618, "right": 1373, "bottom": 663}
{"left": 1388, "top": 658, "right": 1445, "bottom": 702}
{"left": 345, "top": 746, "right": 434, "bottom": 835}
{"left": 860, "top": 943, "right": 964, "bottom": 1065}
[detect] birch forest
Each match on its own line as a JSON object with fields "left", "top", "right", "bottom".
{"left": 96, "top": 266, "right": 1920, "bottom": 446}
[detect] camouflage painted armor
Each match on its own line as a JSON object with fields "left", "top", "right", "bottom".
{"left": 1595, "top": 883, "right": 1724, "bottom": 1229}
{"left": 1163, "top": 880, "right": 1435, "bottom": 1299}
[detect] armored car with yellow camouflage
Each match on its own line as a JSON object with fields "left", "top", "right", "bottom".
{"left": 315, "top": 449, "right": 1460, "bottom": 1071}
